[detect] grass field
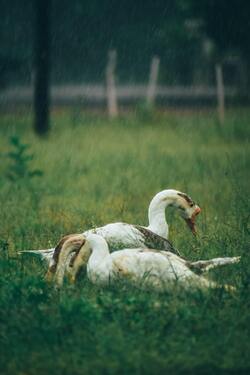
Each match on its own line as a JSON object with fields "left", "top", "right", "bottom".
{"left": 0, "top": 108, "right": 249, "bottom": 374}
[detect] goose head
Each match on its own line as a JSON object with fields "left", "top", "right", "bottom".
{"left": 175, "top": 192, "right": 201, "bottom": 235}
{"left": 148, "top": 189, "right": 201, "bottom": 237}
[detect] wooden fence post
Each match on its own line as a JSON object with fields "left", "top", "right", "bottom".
{"left": 215, "top": 63, "right": 225, "bottom": 124}
{"left": 106, "top": 50, "right": 118, "bottom": 117}
{"left": 146, "top": 56, "right": 160, "bottom": 106}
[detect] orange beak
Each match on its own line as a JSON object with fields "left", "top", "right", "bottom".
{"left": 185, "top": 206, "right": 201, "bottom": 236}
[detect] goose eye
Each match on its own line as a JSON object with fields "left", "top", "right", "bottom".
{"left": 190, "top": 203, "right": 194, "bottom": 208}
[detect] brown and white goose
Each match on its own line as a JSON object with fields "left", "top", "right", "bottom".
{"left": 20, "top": 189, "right": 201, "bottom": 281}
{"left": 52, "top": 189, "right": 201, "bottom": 283}
{"left": 56, "top": 233, "right": 240, "bottom": 290}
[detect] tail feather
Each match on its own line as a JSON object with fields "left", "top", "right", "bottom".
{"left": 190, "top": 256, "right": 241, "bottom": 273}
{"left": 19, "top": 248, "right": 55, "bottom": 264}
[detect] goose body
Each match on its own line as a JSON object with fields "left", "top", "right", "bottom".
{"left": 20, "top": 221, "right": 174, "bottom": 266}
{"left": 20, "top": 189, "right": 201, "bottom": 283}
{"left": 83, "top": 223, "right": 178, "bottom": 252}
{"left": 70, "top": 234, "right": 240, "bottom": 291}
{"left": 52, "top": 190, "right": 201, "bottom": 282}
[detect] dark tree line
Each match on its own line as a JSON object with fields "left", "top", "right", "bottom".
{"left": 1, "top": 0, "right": 249, "bottom": 85}
{"left": 0, "top": 0, "right": 249, "bottom": 134}
{"left": 193, "top": 0, "right": 250, "bottom": 62}
{"left": 34, "top": 0, "right": 51, "bottom": 135}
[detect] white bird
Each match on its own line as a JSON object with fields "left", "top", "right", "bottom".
{"left": 60, "top": 233, "right": 240, "bottom": 291}
{"left": 49, "top": 189, "right": 201, "bottom": 282}
{"left": 19, "top": 189, "right": 201, "bottom": 282}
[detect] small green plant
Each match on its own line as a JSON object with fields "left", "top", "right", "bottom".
{"left": 5, "top": 136, "right": 43, "bottom": 181}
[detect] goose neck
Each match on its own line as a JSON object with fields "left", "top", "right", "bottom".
{"left": 87, "top": 234, "right": 110, "bottom": 268}
{"left": 148, "top": 190, "right": 179, "bottom": 238}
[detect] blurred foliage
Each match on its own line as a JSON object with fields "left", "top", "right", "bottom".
{"left": 192, "top": 0, "right": 250, "bottom": 61}
{"left": 0, "top": 0, "right": 249, "bottom": 85}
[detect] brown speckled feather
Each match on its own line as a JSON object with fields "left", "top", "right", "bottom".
{"left": 134, "top": 225, "right": 181, "bottom": 256}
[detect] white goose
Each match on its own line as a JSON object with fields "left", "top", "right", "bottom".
{"left": 61, "top": 233, "right": 240, "bottom": 290}
{"left": 51, "top": 189, "right": 201, "bottom": 282}
{"left": 22, "top": 189, "right": 199, "bottom": 261}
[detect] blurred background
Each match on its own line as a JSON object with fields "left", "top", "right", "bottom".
{"left": 1, "top": 0, "right": 250, "bottom": 133}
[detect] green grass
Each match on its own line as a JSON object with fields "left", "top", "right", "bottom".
{"left": 0, "top": 108, "right": 249, "bottom": 374}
